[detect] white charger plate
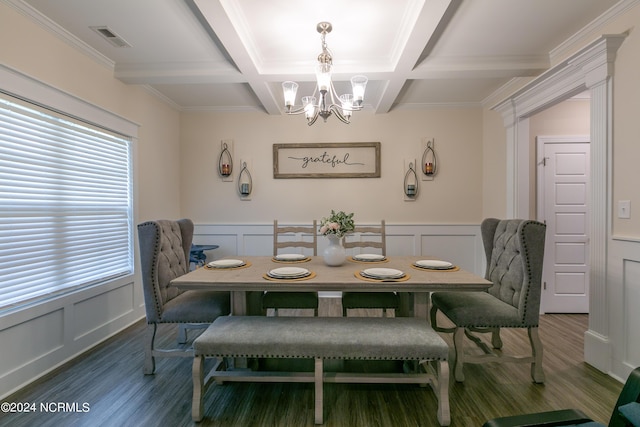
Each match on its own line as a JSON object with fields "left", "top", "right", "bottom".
{"left": 353, "top": 254, "right": 386, "bottom": 261}
{"left": 414, "top": 260, "right": 454, "bottom": 269}
{"left": 268, "top": 266, "right": 310, "bottom": 278}
{"left": 274, "top": 253, "right": 308, "bottom": 261}
{"left": 361, "top": 268, "right": 404, "bottom": 279}
{"left": 208, "top": 259, "right": 245, "bottom": 268}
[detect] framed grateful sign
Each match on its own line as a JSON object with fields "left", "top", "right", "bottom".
{"left": 273, "top": 142, "right": 381, "bottom": 178}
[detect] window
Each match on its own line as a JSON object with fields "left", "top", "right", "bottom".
{"left": 0, "top": 96, "right": 133, "bottom": 311}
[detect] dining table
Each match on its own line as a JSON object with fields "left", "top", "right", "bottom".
{"left": 170, "top": 255, "right": 492, "bottom": 320}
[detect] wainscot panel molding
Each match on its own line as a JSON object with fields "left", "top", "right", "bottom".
{"left": 606, "top": 236, "right": 640, "bottom": 381}
{"left": 193, "top": 223, "right": 485, "bottom": 277}
{"left": 0, "top": 276, "right": 145, "bottom": 399}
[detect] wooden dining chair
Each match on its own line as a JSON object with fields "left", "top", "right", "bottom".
{"left": 341, "top": 220, "right": 399, "bottom": 317}
{"left": 262, "top": 220, "right": 319, "bottom": 316}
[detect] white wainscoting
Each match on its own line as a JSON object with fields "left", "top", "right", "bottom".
{"left": 194, "top": 222, "right": 485, "bottom": 273}
{"left": 605, "top": 236, "right": 640, "bottom": 380}
{"left": 194, "top": 222, "right": 484, "bottom": 299}
{"left": 0, "top": 275, "right": 145, "bottom": 399}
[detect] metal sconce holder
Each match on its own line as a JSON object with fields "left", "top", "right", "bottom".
{"left": 421, "top": 138, "right": 437, "bottom": 181}
{"left": 237, "top": 161, "right": 252, "bottom": 200}
{"left": 218, "top": 141, "right": 233, "bottom": 182}
{"left": 404, "top": 161, "right": 418, "bottom": 201}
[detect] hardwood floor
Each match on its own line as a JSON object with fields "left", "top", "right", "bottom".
{"left": 0, "top": 299, "right": 623, "bottom": 427}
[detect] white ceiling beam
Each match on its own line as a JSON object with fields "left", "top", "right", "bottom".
{"left": 375, "top": 0, "right": 460, "bottom": 113}
{"left": 190, "top": 0, "right": 281, "bottom": 114}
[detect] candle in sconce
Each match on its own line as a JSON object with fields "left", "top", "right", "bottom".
{"left": 425, "top": 162, "right": 434, "bottom": 175}
{"left": 406, "top": 184, "right": 416, "bottom": 196}
{"left": 240, "top": 183, "right": 250, "bottom": 195}
{"left": 221, "top": 164, "right": 231, "bottom": 176}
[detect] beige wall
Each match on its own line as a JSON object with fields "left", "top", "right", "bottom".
{"left": 0, "top": 2, "right": 182, "bottom": 223}
{"left": 179, "top": 108, "right": 484, "bottom": 225}
{"left": 481, "top": 108, "right": 508, "bottom": 219}
{"left": 607, "top": 8, "right": 640, "bottom": 238}
{"left": 528, "top": 99, "right": 591, "bottom": 218}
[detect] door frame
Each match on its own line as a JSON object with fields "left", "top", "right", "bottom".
{"left": 492, "top": 35, "right": 625, "bottom": 372}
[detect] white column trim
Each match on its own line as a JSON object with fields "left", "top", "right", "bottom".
{"left": 491, "top": 34, "right": 626, "bottom": 373}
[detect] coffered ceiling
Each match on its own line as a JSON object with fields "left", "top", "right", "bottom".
{"left": 13, "top": 0, "right": 620, "bottom": 114}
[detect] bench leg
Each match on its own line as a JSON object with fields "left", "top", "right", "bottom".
{"left": 315, "top": 358, "right": 323, "bottom": 424}
{"left": 192, "top": 355, "right": 205, "bottom": 422}
{"left": 436, "top": 360, "right": 450, "bottom": 426}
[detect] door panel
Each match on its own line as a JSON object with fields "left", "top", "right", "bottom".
{"left": 537, "top": 138, "right": 590, "bottom": 313}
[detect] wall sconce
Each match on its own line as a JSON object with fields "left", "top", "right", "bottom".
{"left": 218, "top": 140, "right": 233, "bottom": 182}
{"left": 404, "top": 160, "right": 418, "bottom": 200}
{"left": 421, "top": 138, "right": 437, "bottom": 180}
{"left": 237, "top": 160, "right": 252, "bottom": 200}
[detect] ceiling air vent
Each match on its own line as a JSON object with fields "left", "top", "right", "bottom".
{"left": 90, "top": 26, "right": 131, "bottom": 48}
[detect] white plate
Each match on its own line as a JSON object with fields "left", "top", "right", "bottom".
{"left": 208, "top": 259, "right": 245, "bottom": 268}
{"left": 361, "top": 268, "right": 405, "bottom": 279}
{"left": 274, "top": 253, "right": 308, "bottom": 261}
{"left": 353, "top": 254, "right": 386, "bottom": 261}
{"left": 414, "top": 260, "right": 454, "bottom": 269}
{"left": 268, "top": 267, "right": 310, "bottom": 278}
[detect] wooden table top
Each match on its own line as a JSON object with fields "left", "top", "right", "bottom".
{"left": 171, "top": 256, "right": 491, "bottom": 293}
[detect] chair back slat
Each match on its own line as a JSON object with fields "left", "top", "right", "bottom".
{"left": 343, "top": 220, "right": 386, "bottom": 256}
{"left": 273, "top": 220, "right": 318, "bottom": 256}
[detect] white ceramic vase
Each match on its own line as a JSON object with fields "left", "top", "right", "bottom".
{"left": 323, "top": 234, "right": 346, "bottom": 266}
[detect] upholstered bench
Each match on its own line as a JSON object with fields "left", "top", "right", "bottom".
{"left": 192, "top": 316, "right": 450, "bottom": 425}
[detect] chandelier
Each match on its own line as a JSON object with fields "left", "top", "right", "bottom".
{"left": 282, "top": 22, "right": 368, "bottom": 125}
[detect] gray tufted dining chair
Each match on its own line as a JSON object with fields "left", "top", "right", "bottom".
{"left": 430, "top": 218, "right": 546, "bottom": 383}
{"left": 138, "top": 219, "right": 230, "bottom": 374}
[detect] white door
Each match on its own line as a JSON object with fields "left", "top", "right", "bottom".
{"left": 537, "top": 136, "right": 590, "bottom": 313}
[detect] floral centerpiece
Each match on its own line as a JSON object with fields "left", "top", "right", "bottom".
{"left": 319, "top": 210, "right": 353, "bottom": 266}
{"left": 319, "top": 210, "right": 355, "bottom": 238}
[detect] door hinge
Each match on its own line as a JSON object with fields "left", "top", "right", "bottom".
{"left": 543, "top": 281, "right": 547, "bottom": 290}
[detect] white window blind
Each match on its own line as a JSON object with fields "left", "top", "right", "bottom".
{"left": 0, "top": 96, "right": 133, "bottom": 311}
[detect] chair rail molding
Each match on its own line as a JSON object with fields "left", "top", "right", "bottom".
{"left": 492, "top": 34, "right": 627, "bottom": 375}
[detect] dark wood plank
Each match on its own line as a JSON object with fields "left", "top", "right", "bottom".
{"left": 0, "top": 300, "right": 622, "bottom": 427}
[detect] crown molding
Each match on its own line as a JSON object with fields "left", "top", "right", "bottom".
{"left": 3, "top": 0, "right": 115, "bottom": 70}
{"left": 550, "top": 0, "right": 640, "bottom": 63}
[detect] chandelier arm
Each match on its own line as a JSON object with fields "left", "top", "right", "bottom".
{"left": 307, "top": 110, "right": 319, "bottom": 126}
{"left": 284, "top": 106, "right": 311, "bottom": 116}
{"left": 339, "top": 104, "right": 364, "bottom": 112}
{"left": 329, "top": 105, "right": 351, "bottom": 124}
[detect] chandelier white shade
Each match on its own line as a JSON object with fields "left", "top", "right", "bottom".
{"left": 282, "top": 22, "right": 367, "bottom": 125}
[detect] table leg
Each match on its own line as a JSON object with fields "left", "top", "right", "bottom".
{"left": 413, "top": 292, "right": 431, "bottom": 324}
{"left": 231, "top": 291, "right": 247, "bottom": 315}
